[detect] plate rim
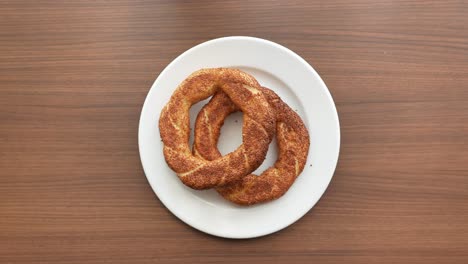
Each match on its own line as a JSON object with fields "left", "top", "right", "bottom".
{"left": 138, "top": 36, "right": 341, "bottom": 239}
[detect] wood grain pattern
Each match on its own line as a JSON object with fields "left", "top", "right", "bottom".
{"left": 1, "top": 0, "right": 467, "bottom": 263}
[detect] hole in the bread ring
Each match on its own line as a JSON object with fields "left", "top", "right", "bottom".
{"left": 218, "top": 112, "right": 243, "bottom": 156}
{"left": 218, "top": 111, "right": 278, "bottom": 174}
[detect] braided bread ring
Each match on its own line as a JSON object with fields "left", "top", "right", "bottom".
{"left": 193, "top": 87, "right": 310, "bottom": 205}
{"left": 159, "top": 68, "right": 276, "bottom": 189}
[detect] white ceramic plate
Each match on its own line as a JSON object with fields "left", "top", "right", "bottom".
{"left": 139, "top": 36, "right": 340, "bottom": 239}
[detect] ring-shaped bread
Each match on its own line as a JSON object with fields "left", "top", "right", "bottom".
{"left": 159, "top": 68, "right": 276, "bottom": 189}
{"left": 193, "top": 87, "right": 310, "bottom": 204}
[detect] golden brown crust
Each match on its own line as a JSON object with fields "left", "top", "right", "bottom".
{"left": 193, "top": 87, "right": 310, "bottom": 205}
{"left": 159, "top": 68, "right": 276, "bottom": 189}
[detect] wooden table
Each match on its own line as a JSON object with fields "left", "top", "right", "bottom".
{"left": 1, "top": 1, "right": 467, "bottom": 263}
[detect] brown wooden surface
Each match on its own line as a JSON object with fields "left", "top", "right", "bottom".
{"left": 1, "top": 0, "right": 468, "bottom": 263}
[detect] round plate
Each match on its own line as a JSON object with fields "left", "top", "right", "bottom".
{"left": 139, "top": 36, "right": 340, "bottom": 239}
